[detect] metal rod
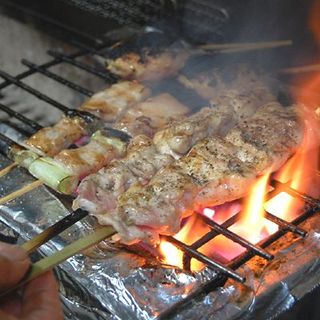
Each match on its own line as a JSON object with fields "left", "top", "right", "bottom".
{"left": 200, "top": 215, "right": 273, "bottom": 260}
{"left": 264, "top": 211, "right": 307, "bottom": 237}
{"left": 162, "top": 235, "right": 245, "bottom": 283}
{"left": 47, "top": 50, "right": 117, "bottom": 82}
{"left": 0, "top": 51, "right": 88, "bottom": 90}
{"left": 0, "top": 70, "right": 70, "bottom": 113}
{"left": 162, "top": 203, "right": 319, "bottom": 320}
{"left": 0, "top": 102, "right": 43, "bottom": 131}
{"left": 270, "top": 179, "right": 320, "bottom": 207}
{"left": 182, "top": 213, "right": 240, "bottom": 269}
{"left": 228, "top": 205, "right": 318, "bottom": 271}
{"left": 21, "top": 59, "right": 94, "bottom": 97}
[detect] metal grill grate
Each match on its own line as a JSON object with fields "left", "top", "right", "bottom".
{"left": 0, "top": 33, "right": 318, "bottom": 320}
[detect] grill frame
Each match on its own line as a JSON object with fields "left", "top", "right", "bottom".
{"left": 0, "top": 35, "right": 318, "bottom": 320}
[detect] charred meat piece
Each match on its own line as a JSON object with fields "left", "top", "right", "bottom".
{"left": 80, "top": 81, "right": 150, "bottom": 122}
{"left": 103, "top": 102, "right": 303, "bottom": 244}
{"left": 24, "top": 116, "right": 87, "bottom": 157}
{"left": 107, "top": 50, "right": 190, "bottom": 81}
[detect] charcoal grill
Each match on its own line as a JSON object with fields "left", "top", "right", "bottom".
{"left": 0, "top": 1, "right": 319, "bottom": 320}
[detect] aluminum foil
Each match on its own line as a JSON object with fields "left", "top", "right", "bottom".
{"left": 0, "top": 143, "right": 319, "bottom": 320}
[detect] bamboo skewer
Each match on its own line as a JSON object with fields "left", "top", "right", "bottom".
{"left": 198, "top": 40, "right": 292, "bottom": 52}
{"left": 1, "top": 226, "right": 116, "bottom": 297}
{"left": 21, "top": 209, "right": 88, "bottom": 254}
{"left": 279, "top": 63, "right": 320, "bottom": 75}
{"left": 0, "top": 162, "right": 17, "bottom": 178}
{"left": 0, "top": 180, "right": 43, "bottom": 205}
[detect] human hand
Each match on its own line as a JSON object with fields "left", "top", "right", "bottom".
{"left": 0, "top": 242, "right": 63, "bottom": 320}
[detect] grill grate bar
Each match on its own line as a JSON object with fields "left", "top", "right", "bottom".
{"left": 0, "top": 69, "right": 70, "bottom": 113}
{"left": 0, "top": 102, "right": 43, "bottom": 131}
{"left": 0, "top": 50, "right": 92, "bottom": 91}
{"left": 21, "top": 59, "right": 94, "bottom": 97}
{"left": 270, "top": 179, "right": 320, "bottom": 207}
{"left": 47, "top": 50, "right": 117, "bottom": 82}
{"left": 228, "top": 204, "right": 318, "bottom": 271}
{"left": 199, "top": 215, "right": 273, "bottom": 260}
{"left": 162, "top": 234, "right": 245, "bottom": 283}
{"left": 264, "top": 211, "right": 307, "bottom": 237}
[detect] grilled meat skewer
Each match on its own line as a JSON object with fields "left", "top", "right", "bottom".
{"left": 24, "top": 81, "right": 150, "bottom": 156}
{"left": 73, "top": 70, "right": 275, "bottom": 215}
{"left": 107, "top": 50, "right": 190, "bottom": 82}
{"left": 95, "top": 102, "right": 303, "bottom": 244}
{"left": 8, "top": 94, "right": 189, "bottom": 194}
{"left": 74, "top": 81, "right": 277, "bottom": 218}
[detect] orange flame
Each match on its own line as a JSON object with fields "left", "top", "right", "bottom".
{"left": 159, "top": 214, "right": 211, "bottom": 271}
{"left": 159, "top": 2, "right": 320, "bottom": 269}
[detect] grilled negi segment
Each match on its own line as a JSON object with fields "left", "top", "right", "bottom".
{"left": 98, "top": 102, "right": 303, "bottom": 244}
{"left": 107, "top": 50, "right": 190, "bottom": 81}
{"left": 24, "top": 81, "right": 150, "bottom": 157}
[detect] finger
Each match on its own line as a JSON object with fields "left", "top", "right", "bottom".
{"left": 0, "top": 243, "right": 29, "bottom": 291}
{"left": 0, "top": 309, "right": 16, "bottom": 320}
{"left": 0, "top": 292, "right": 22, "bottom": 318}
{"left": 21, "top": 271, "right": 63, "bottom": 320}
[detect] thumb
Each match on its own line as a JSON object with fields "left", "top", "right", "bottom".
{"left": 0, "top": 242, "right": 30, "bottom": 291}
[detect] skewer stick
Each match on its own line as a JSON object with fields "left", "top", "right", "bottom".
{"left": 0, "top": 162, "right": 17, "bottom": 178}
{"left": 279, "top": 63, "right": 320, "bottom": 75}
{"left": 198, "top": 40, "right": 292, "bottom": 52}
{"left": 0, "top": 180, "right": 43, "bottom": 205}
{"left": 21, "top": 209, "right": 89, "bottom": 254}
{"left": 1, "top": 226, "right": 116, "bottom": 297}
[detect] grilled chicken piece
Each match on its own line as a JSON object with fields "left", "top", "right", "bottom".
{"left": 24, "top": 116, "right": 87, "bottom": 157}
{"left": 114, "top": 93, "right": 189, "bottom": 137}
{"left": 54, "top": 139, "right": 125, "bottom": 179}
{"left": 153, "top": 106, "right": 232, "bottom": 159}
{"left": 80, "top": 81, "right": 150, "bottom": 122}
{"left": 179, "top": 66, "right": 274, "bottom": 119}
{"left": 107, "top": 50, "right": 190, "bottom": 81}
{"left": 101, "top": 102, "right": 303, "bottom": 244}
{"left": 73, "top": 135, "right": 174, "bottom": 213}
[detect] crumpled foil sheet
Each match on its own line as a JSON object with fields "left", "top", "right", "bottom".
{"left": 0, "top": 123, "right": 319, "bottom": 320}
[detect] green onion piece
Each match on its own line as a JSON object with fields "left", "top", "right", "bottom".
{"left": 92, "top": 130, "right": 126, "bottom": 154}
{"left": 12, "top": 150, "right": 40, "bottom": 169}
{"left": 28, "top": 157, "right": 78, "bottom": 194}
